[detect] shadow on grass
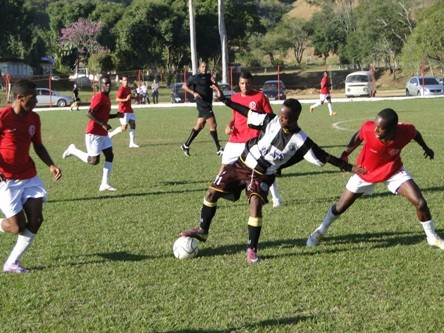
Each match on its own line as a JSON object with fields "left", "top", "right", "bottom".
{"left": 198, "top": 230, "right": 428, "bottom": 260}
{"left": 156, "top": 315, "right": 311, "bottom": 333}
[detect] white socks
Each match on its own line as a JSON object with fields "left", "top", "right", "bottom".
{"left": 72, "top": 146, "right": 89, "bottom": 163}
{"left": 421, "top": 220, "right": 437, "bottom": 239}
{"left": 0, "top": 218, "right": 5, "bottom": 233}
{"left": 6, "top": 228, "right": 35, "bottom": 265}
{"left": 109, "top": 127, "right": 122, "bottom": 138}
{"left": 269, "top": 180, "right": 281, "bottom": 202}
{"left": 101, "top": 161, "right": 113, "bottom": 186}
{"left": 318, "top": 207, "right": 340, "bottom": 235}
{"left": 129, "top": 129, "right": 136, "bottom": 145}
{"left": 327, "top": 103, "right": 334, "bottom": 115}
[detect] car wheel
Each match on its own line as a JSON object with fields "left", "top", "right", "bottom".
{"left": 57, "top": 99, "right": 67, "bottom": 107}
{"left": 405, "top": 89, "right": 410, "bottom": 96}
{"left": 416, "top": 90, "right": 421, "bottom": 96}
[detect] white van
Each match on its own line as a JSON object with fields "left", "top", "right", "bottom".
{"left": 345, "top": 71, "right": 375, "bottom": 97}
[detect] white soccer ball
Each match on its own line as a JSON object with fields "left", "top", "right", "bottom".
{"left": 173, "top": 236, "right": 199, "bottom": 259}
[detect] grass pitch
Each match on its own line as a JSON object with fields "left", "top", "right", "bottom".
{"left": 1, "top": 97, "right": 443, "bottom": 332}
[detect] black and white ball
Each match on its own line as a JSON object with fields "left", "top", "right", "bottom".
{"left": 173, "top": 236, "right": 199, "bottom": 259}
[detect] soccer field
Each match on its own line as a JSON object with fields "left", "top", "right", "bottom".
{"left": 1, "top": 97, "right": 443, "bottom": 332}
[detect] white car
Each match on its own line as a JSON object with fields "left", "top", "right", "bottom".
{"left": 36, "top": 88, "right": 74, "bottom": 107}
{"left": 405, "top": 76, "right": 444, "bottom": 96}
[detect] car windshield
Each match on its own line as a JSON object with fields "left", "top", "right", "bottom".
{"left": 419, "top": 78, "right": 439, "bottom": 85}
{"left": 346, "top": 75, "right": 369, "bottom": 83}
{"left": 264, "top": 82, "right": 284, "bottom": 90}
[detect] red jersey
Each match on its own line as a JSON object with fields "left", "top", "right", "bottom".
{"left": 0, "top": 106, "right": 41, "bottom": 179}
{"left": 356, "top": 121, "right": 416, "bottom": 183}
{"left": 320, "top": 76, "right": 331, "bottom": 94}
{"left": 228, "top": 91, "right": 273, "bottom": 143}
{"left": 116, "top": 86, "right": 133, "bottom": 113}
{"left": 85, "top": 92, "right": 112, "bottom": 136}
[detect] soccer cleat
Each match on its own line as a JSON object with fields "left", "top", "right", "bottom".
{"left": 246, "top": 247, "right": 259, "bottom": 264}
{"left": 309, "top": 106, "right": 314, "bottom": 113}
{"left": 216, "top": 148, "right": 224, "bottom": 156}
{"left": 181, "top": 144, "right": 190, "bottom": 157}
{"left": 272, "top": 197, "right": 283, "bottom": 208}
{"left": 62, "top": 144, "right": 76, "bottom": 159}
{"left": 330, "top": 112, "right": 337, "bottom": 116}
{"left": 307, "top": 229, "right": 323, "bottom": 247}
{"left": 179, "top": 226, "right": 208, "bottom": 242}
{"left": 129, "top": 143, "right": 140, "bottom": 148}
{"left": 99, "top": 184, "right": 117, "bottom": 192}
{"left": 3, "top": 261, "right": 29, "bottom": 274}
{"left": 427, "top": 236, "right": 444, "bottom": 250}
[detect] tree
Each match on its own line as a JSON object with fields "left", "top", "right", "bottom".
{"left": 401, "top": 1, "right": 444, "bottom": 75}
{"left": 60, "top": 18, "right": 107, "bottom": 71}
{"left": 277, "top": 16, "right": 310, "bottom": 64}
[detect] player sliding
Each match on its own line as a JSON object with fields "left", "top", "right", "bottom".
{"left": 307, "top": 108, "right": 444, "bottom": 249}
{"left": 179, "top": 86, "right": 366, "bottom": 264}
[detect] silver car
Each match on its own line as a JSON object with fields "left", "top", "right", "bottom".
{"left": 405, "top": 76, "right": 444, "bottom": 96}
{"left": 36, "top": 88, "right": 74, "bottom": 107}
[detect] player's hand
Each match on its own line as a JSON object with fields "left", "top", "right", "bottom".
{"left": 0, "top": 172, "right": 5, "bottom": 182}
{"left": 351, "top": 164, "right": 367, "bottom": 175}
{"left": 423, "top": 148, "right": 434, "bottom": 160}
{"left": 50, "top": 165, "right": 62, "bottom": 181}
{"left": 103, "top": 123, "right": 112, "bottom": 131}
{"left": 225, "top": 124, "right": 233, "bottom": 135}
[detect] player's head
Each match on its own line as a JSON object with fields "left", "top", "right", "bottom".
{"left": 100, "top": 76, "right": 112, "bottom": 95}
{"left": 11, "top": 79, "right": 37, "bottom": 112}
{"left": 279, "top": 98, "right": 302, "bottom": 133}
{"left": 239, "top": 70, "right": 253, "bottom": 95}
{"left": 374, "top": 108, "right": 398, "bottom": 141}
{"left": 198, "top": 61, "right": 208, "bottom": 74}
{"left": 121, "top": 75, "right": 129, "bottom": 87}
{"left": 323, "top": 71, "right": 328, "bottom": 77}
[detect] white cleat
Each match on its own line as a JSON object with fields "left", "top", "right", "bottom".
{"left": 129, "top": 143, "right": 140, "bottom": 148}
{"left": 307, "top": 230, "right": 323, "bottom": 247}
{"left": 99, "top": 184, "right": 117, "bottom": 192}
{"left": 427, "top": 236, "right": 444, "bottom": 250}
{"left": 62, "top": 144, "right": 76, "bottom": 159}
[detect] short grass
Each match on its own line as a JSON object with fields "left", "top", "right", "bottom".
{"left": 1, "top": 97, "right": 443, "bottom": 332}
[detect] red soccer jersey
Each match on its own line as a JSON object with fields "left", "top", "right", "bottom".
{"left": 228, "top": 91, "right": 273, "bottom": 143}
{"left": 85, "top": 92, "right": 112, "bottom": 136}
{"left": 320, "top": 76, "right": 330, "bottom": 94}
{"left": 356, "top": 121, "right": 416, "bottom": 183}
{"left": 0, "top": 106, "right": 41, "bottom": 179}
{"left": 117, "top": 86, "right": 133, "bottom": 113}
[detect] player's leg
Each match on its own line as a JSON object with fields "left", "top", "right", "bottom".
{"left": 269, "top": 179, "right": 283, "bottom": 208}
{"left": 396, "top": 178, "right": 443, "bottom": 249}
{"left": 326, "top": 96, "right": 336, "bottom": 116}
{"left": 307, "top": 177, "right": 365, "bottom": 246}
{"left": 181, "top": 116, "right": 205, "bottom": 155}
{"left": 109, "top": 114, "right": 128, "bottom": 138}
{"left": 246, "top": 194, "right": 263, "bottom": 264}
{"left": 99, "top": 145, "right": 116, "bottom": 192}
{"left": 206, "top": 116, "right": 222, "bottom": 154}
{"left": 128, "top": 116, "right": 139, "bottom": 148}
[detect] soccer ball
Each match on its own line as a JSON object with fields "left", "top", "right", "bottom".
{"left": 173, "top": 236, "right": 199, "bottom": 259}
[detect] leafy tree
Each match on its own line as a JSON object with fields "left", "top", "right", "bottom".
{"left": 276, "top": 16, "right": 311, "bottom": 64}
{"left": 60, "top": 18, "right": 108, "bottom": 70}
{"left": 401, "top": 1, "right": 444, "bottom": 75}
{"left": 0, "top": 0, "right": 34, "bottom": 58}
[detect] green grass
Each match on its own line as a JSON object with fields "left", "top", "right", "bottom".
{"left": 1, "top": 98, "right": 444, "bottom": 332}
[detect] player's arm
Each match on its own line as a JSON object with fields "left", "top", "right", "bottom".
{"left": 87, "top": 109, "right": 111, "bottom": 131}
{"left": 413, "top": 129, "right": 434, "bottom": 159}
{"left": 340, "top": 131, "right": 362, "bottom": 163}
{"left": 33, "top": 143, "right": 62, "bottom": 181}
{"left": 182, "top": 81, "right": 200, "bottom": 99}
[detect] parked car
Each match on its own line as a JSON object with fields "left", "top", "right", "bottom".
{"left": 171, "top": 82, "right": 195, "bottom": 103}
{"left": 213, "top": 83, "right": 233, "bottom": 101}
{"left": 438, "top": 77, "right": 444, "bottom": 85}
{"left": 345, "top": 71, "right": 375, "bottom": 97}
{"left": 36, "top": 88, "right": 73, "bottom": 107}
{"left": 405, "top": 76, "right": 444, "bottom": 96}
{"left": 261, "top": 80, "right": 286, "bottom": 100}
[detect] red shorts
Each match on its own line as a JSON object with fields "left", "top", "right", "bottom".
{"left": 210, "top": 160, "right": 275, "bottom": 204}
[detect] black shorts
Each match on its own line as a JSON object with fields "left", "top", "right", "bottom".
{"left": 210, "top": 160, "right": 275, "bottom": 204}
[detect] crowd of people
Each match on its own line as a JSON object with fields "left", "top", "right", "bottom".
{"left": 0, "top": 66, "right": 442, "bottom": 273}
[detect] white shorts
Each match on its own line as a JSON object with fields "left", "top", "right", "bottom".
{"left": 119, "top": 112, "right": 136, "bottom": 125}
{"left": 85, "top": 134, "right": 112, "bottom": 157}
{"left": 222, "top": 142, "right": 246, "bottom": 165}
{"left": 319, "top": 93, "right": 331, "bottom": 102}
{"left": 0, "top": 176, "right": 47, "bottom": 218}
{"left": 346, "top": 167, "right": 413, "bottom": 195}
